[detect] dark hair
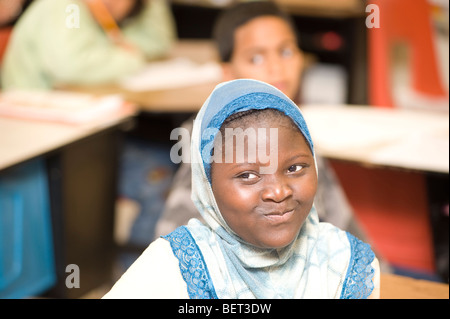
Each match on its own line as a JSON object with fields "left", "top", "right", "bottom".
{"left": 219, "top": 108, "right": 300, "bottom": 138}
{"left": 212, "top": 1, "right": 299, "bottom": 62}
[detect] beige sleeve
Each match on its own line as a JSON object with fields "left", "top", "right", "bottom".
{"left": 102, "top": 238, "right": 188, "bottom": 299}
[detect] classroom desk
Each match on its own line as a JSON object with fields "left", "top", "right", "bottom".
{"left": 301, "top": 105, "right": 449, "bottom": 174}
{"left": 0, "top": 105, "right": 137, "bottom": 171}
{"left": 68, "top": 81, "right": 217, "bottom": 113}
{"left": 380, "top": 273, "right": 449, "bottom": 299}
{"left": 0, "top": 105, "right": 137, "bottom": 298}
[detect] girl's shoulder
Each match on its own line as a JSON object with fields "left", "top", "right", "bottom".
{"left": 341, "top": 232, "right": 380, "bottom": 299}
{"left": 163, "top": 226, "right": 219, "bottom": 299}
{"left": 102, "top": 238, "right": 188, "bottom": 299}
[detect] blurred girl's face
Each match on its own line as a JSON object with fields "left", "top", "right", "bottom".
{"left": 223, "top": 16, "right": 303, "bottom": 101}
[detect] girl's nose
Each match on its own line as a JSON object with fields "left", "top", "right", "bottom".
{"left": 267, "top": 54, "right": 283, "bottom": 76}
{"left": 261, "top": 175, "right": 293, "bottom": 203}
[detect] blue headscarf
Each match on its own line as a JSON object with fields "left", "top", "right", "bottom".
{"left": 186, "top": 79, "right": 374, "bottom": 298}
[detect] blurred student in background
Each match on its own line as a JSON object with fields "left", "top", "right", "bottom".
{"left": 0, "top": 0, "right": 32, "bottom": 81}
{"left": 1, "top": 0, "right": 178, "bottom": 253}
{"left": 1, "top": 0, "right": 176, "bottom": 89}
{"left": 155, "top": 1, "right": 367, "bottom": 245}
{"left": 216, "top": 0, "right": 302, "bottom": 103}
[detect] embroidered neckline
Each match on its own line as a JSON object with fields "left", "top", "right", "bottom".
{"left": 163, "top": 226, "right": 218, "bottom": 299}
{"left": 164, "top": 227, "right": 375, "bottom": 299}
{"left": 340, "top": 232, "right": 375, "bottom": 299}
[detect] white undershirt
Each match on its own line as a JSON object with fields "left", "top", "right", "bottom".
{"left": 102, "top": 238, "right": 380, "bottom": 299}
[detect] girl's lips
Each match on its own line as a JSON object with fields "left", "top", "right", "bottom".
{"left": 264, "top": 209, "right": 295, "bottom": 223}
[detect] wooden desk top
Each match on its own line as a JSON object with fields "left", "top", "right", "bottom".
{"left": 0, "top": 104, "right": 137, "bottom": 171}
{"left": 381, "top": 273, "right": 449, "bottom": 299}
{"left": 302, "top": 105, "right": 449, "bottom": 174}
{"left": 67, "top": 81, "right": 217, "bottom": 113}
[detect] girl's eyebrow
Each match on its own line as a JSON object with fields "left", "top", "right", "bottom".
{"left": 277, "top": 38, "right": 299, "bottom": 47}
{"left": 227, "top": 162, "right": 259, "bottom": 170}
{"left": 242, "top": 38, "right": 298, "bottom": 56}
{"left": 289, "top": 153, "right": 312, "bottom": 159}
{"left": 282, "top": 153, "right": 313, "bottom": 164}
{"left": 224, "top": 153, "right": 312, "bottom": 168}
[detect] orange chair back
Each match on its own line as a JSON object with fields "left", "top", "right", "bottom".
{"left": 367, "top": 0, "right": 447, "bottom": 107}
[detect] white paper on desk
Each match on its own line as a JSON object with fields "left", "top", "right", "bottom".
{"left": 0, "top": 90, "right": 123, "bottom": 124}
{"left": 303, "top": 107, "right": 409, "bottom": 152}
{"left": 303, "top": 106, "right": 450, "bottom": 173}
{"left": 370, "top": 129, "right": 450, "bottom": 173}
{"left": 119, "top": 57, "right": 222, "bottom": 91}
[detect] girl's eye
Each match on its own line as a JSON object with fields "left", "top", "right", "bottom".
{"left": 281, "top": 47, "right": 293, "bottom": 58}
{"left": 287, "top": 165, "right": 303, "bottom": 173}
{"left": 238, "top": 172, "right": 258, "bottom": 180}
{"left": 250, "top": 54, "right": 264, "bottom": 65}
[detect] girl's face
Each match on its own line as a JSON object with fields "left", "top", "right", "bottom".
{"left": 210, "top": 116, "right": 317, "bottom": 249}
{"left": 223, "top": 16, "right": 303, "bottom": 101}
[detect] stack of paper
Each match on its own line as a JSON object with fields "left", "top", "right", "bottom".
{"left": 119, "top": 57, "right": 222, "bottom": 92}
{"left": 0, "top": 90, "right": 124, "bottom": 124}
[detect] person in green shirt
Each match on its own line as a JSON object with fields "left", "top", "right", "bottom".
{"left": 1, "top": 0, "right": 176, "bottom": 90}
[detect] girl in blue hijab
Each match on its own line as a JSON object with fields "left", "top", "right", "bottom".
{"left": 104, "top": 79, "right": 380, "bottom": 299}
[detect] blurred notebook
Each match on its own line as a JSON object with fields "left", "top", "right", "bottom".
{"left": 0, "top": 90, "right": 124, "bottom": 124}
{"left": 119, "top": 57, "right": 222, "bottom": 92}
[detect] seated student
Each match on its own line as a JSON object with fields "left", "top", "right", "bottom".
{"left": 103, "top": 79, "right": 380, "bottom": 299}
{"left": 1, "top": 0, "right": 176, "bottom": 89}
{"left": 155, "top": 0, "right": 366, "bottom": 244}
